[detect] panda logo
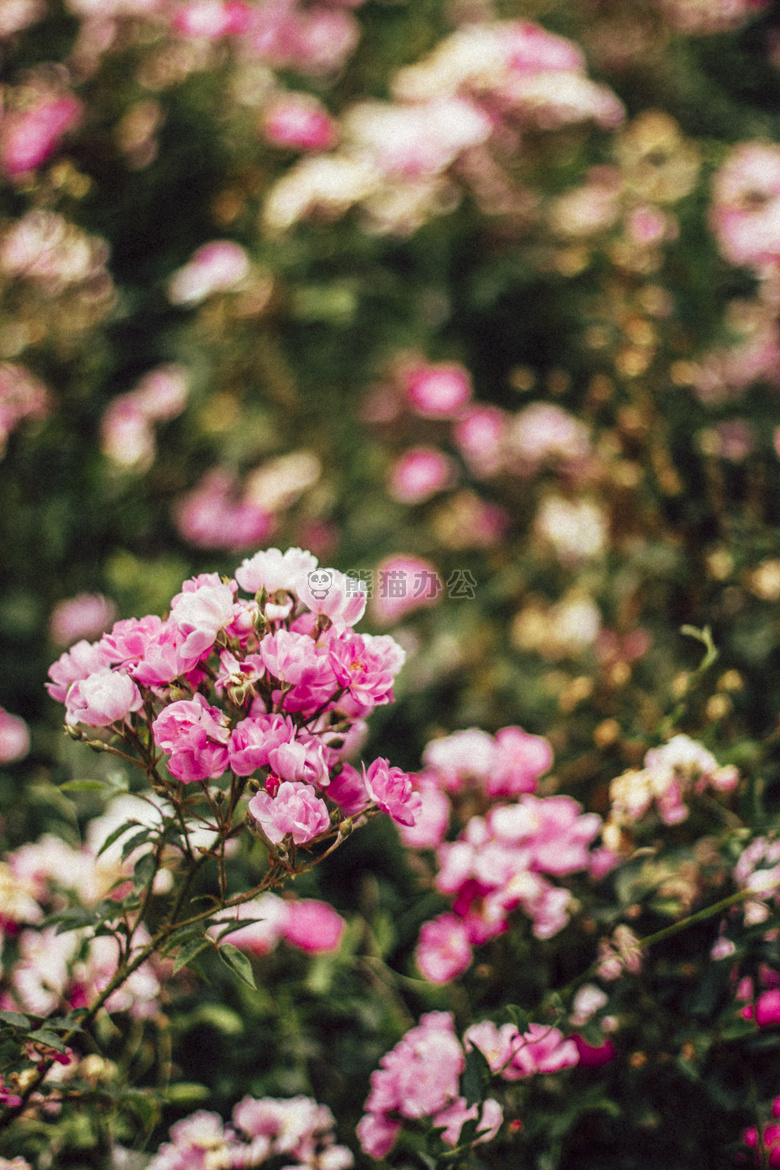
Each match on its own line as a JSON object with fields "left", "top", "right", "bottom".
{"left": 307, "top": 569, "right": 334, "bottom": 600}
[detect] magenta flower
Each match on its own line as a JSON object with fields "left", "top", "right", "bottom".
{"left": 416, "top": 914, "right": 472, "bottom": 984}
{"left": 282, "top": 899, "right": 346, "bottom": 952}
{"left": 363, "top": 757, "right": 421, "bottom": 826}
{"left": 228, "top": 713, "right": 296, "bottom": 777}
{"left": 248, "top": 781, "right": 330, "bottom": 844}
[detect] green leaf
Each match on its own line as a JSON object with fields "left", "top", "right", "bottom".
{"left": 218, "top": 943, "right": 257, "bottom": 990}
{"left": 214, "top": 918, "right": 262, "bottom": 942}
{"left": 506, "top": 1005, "right": 530, "bottom": 1034}
{"left": 120, "top": 1088, "right": 160, "bottom": 1133}
{"left": 96, "top": 818, "right": 140, "bottom": 858}
{"left": 121, "top": 829, "right": 154, "bottom": 862}
{"left": 58, "top": 779, "right": 112, "bottom": 793}
{"left": 173, "top": 937, "right": 213, "bottom": 975}
{"left": 27, "top": 1029, "right": 67, "bottom": 1053}
{"left": 164, "top": 1082, "right": 210, "bottom": 1104}
{"left": 132, "top": 852, "right": 157, "bottom": 893}
{"left": 50, "top": 907, "right": 96, "bottom": 935}
{"left": 0, "top": 1011, "right": 30, "bottom": 1030}
{"left": 461, "top": 1044, "right": 490, "bottom": 1108}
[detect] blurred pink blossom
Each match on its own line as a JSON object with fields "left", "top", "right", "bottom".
{"left": 263, "top": 92, "right": 337, "bottom": 151}
{"left": 387, "top": 446, "right": 455, "bottom": 504}
{"left": 167, "top": 240, "right": 250, "bottom": 305}
{"left": 49, "top": 593, "right": 117, "bottom": 647}
{"left": 0, "top": 707, "right": 30, "bottom": 764}
{"left": 0, "top": 94, "right": 82, "bottom": 177}
{"left": 404, "top": 361, "right": 472, "bottom": 417}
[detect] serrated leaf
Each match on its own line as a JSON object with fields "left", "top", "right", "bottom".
{"left": 0, "top": 1011, "right": 30, "bottom": 1030}
{"left": 121, "top": 829, "right": 154, "bottom": 862}
{"left": 218, "top": 943, "right": 257, "bottom": 990}
{"left": 462, "top": 1044, "right": 490, "bottom": 1107}
{"left": 174, "top": 938, "right": 213, "bottom": 975}
{"left": 97, "top": 819, "right": 140, "bottom": 858}
{"left": 59, "top": 779, "right": 111, "bottom": 793}
{"left": 132, "top": 852, "right": 157, "bottom": 893}
{"left": 506, "top": 1005, "right": 530, "bottom": 1034}
{"left": 27, "top": 1029, "right": 67, "bottom": 1053}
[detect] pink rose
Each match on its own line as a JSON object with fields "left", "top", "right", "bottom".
{"left": 363, "top": 758, "right": 421, "bottom": 826}
{"left": 65, "top": 668, "right": 143, "bottom": 728}
{"left": 416, "top": 914, "right": 472, "bottom": 983}
{"left": 248, "top": 781, "right": 330, "bottom": 844}
{"left": 282, "top": 900, "right": 346, "bottom": 952}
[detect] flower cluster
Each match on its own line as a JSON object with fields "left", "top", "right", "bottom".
{"left": 47, "top": 547, "right": 418, "bottom": 847}
{"left": 147, "top": 1095, "right": 353, "bottom": 1170}
{"left": 399, "top": 726, "right": 603, "bottom": 982}
{"left": 357, "top": 1011, "right": 503, "bottom": 1159}
{"left": 604, "top": 734, "right": 739, "bottom": 850}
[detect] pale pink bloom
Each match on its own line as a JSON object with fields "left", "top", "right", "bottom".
{"left": 343, "top": 96, "right": 491, "bottom": 179}
{"left": 404, "top": 361, "right": 472, "bottom": 417}
{"left": 260, "top": 628, "right": 330, "bottom": 685}
{"left": 249, "top": 5, "right": 360, "bottom": 76}
{"left": 0, "top": 707, "right": 30, "bottom": 764}
{"left": 433, "top": 1096, "right": 503, "bottom": 1147}
{"left": 363, "top": 757, "right": 421, "bottom": 826}
{"left": 167, "top": 240, "right": 250, "bottom": 305}
{"left": 505, "top": 19, "right": 586, "bottom": 72}
{"left": 100, "top": 398, "right": 155, "bottom": 469}
{"left": 268, "top": 737, "right": 330, "bottom": 788}
{"left": 504, "top": 1023, "right": 579, "bottom": 1078}
{"left": 397, "top": 780, "right": 449, "bottom": 849}
{"left": 152, "top": 693, "right": 230, "bottom": 783}
{"left": 235, "top": 546, "right": 318, "bottom": 596}
{"left": 370, "top": 554, "right": 442, "bottom": 625}
{"left": 625, "top": 204, "right": 671, "bottom": 247}
{"left": 12, "top": 926, "right": 77, "bottom": 1015}
{"left": 452, "top": 405, "right": 508, "bottom": 477}
{"left": 1, "top": 94, "right": 82, "bottom": 176}
{"left": 169, "top": 577, "right": 236, "bottom": 658}
{"left": 711, "top": 142, "right": 780, "bottom": 271}
{"left": 172, "top": 0, "right": 252, "bottom": 37}
{"left": 174, "top": 468, "right": 273, "bottom": 551}
{"left": 504, "top": 70, "right": 624, "bottom": 130}
{"left": 214, "top": 649, "right": 264, "bottom": 699}
{"left": 49, "top": 593, "right": 116, "bottom": 647}
{"left": 0, "top": 0, "right": 44, "bottom": 38}
{"left": 464, "top": 1020, "right": 522, "bottom": 1072}
{"left": 124, "top": 619, "right": 201, "bottom": 686}
{"left": 132, "top": 364, "right": 190, "bottom": 421}
{"left": 506, "top": 402, "right": 591, "bottom": 471}
{"left": 356, "top": 1113, "right": 400, "bottom": 1159}
{"left": 423, "top": 728, "right": 495, "bottom": 790}
{"left": 248, "top": 780, "right": 330, "bottom": 844}
{"left": 489, "top": 726, "right": 553, "bottom": 797}
{"left": 263, "top": 92, "right": 337, "bottom": 151}
{"left": 65, "top": 667, "right": 142, "bottom": 727}
{"left": 297, "top": 567, "right": 367, "bottom": 629}
{"left": 46, "top": 638, "right": 115, "bottom": 702}
{"left": 416, "top": 913, "right": 472, "bottom": 983}
{"left": 147, "top": 1111, "right": 232, "bottom": 1170}
{"left": 387, "top": 446, "right": 455, "bottom": 504}
{"left": 0, "top": 363, "right": 50, "bottom": 455}
{"left": 326, "top": 761, "right": 370, "bottom": 816}
{"left": 0, "top": 210, "right": 109, "bottom": 289}
{"left": 282, "top": 899, "right": 346, "bottom": 952}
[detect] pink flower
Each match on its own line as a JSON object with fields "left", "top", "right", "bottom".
{"left": 326, "top": 761, "right": 370, "bottom": 816}
{"left": 0, "top": 363, "right": 50, "bottom": 455}
{"left": 711, "top": 142, "right": 780, "bottom": 271}
{"left": 387, "top": 446, "right": 455, "bottom": 505}
{"left": 169, "top": 577, "right": 236, "bottom": 658}
{"left": 228, "top": 713, "right": 296, "bottom": 776}
{"left": 432, "top": 1096, "right": 503, "bottom": 1147}
{"left": 328, "top": 631, "right": 404, "bottom": 710}
{"left": 404, "top": 362, "right": 472, "bottom": 418}
{"left": 152, "top": 694, "right": 230, "bottom": 783}
{"left": 263, "top": 92, "right": 337, "bottom": 151}
{"left": 370, "top": 554, "right": 443, "bottom": 625}
{"left": 423, "top": 728, "right": 495, "bottom": 790}
{"left": 356, "top": 1113, "right": 400, "bottom": 1159}
{"left": 129, "top": 620, "right": 202, "bottom": 686}
{"left": 282, "top": 899, "right": 346, "bottom": 952}
{"left": 174, "top": 469, "right": 273, "bottom": 551}
{"left": 132, "top": 364, "right": 190, "bottom": 421}
{"left": 453, "top": 406, "right": 508, "bottom": 477}
{"left": 1, "top": 94, "right": 82, "bottom": 176}
{"left": 0, "top": 707, "right": 30, "bottom": 764}
{"left": 488, "top": 726, "right": 553, "bottom": 797}
{"left": 248, "top": 781, "right": 330, "bottom": 844}
{"left": 173, "top": 0, "right": 252, "bottom": 37}
{"left": 49, "top": 593, "right": 117, "bottom": 647}
{"left": 297, "top": 567, "right": 367, "bottom": 629}
{"left": 506, "top": 402, "right": 591, "bottom": 472}
{"left": 211, "top": 892, "right": 290, "bottom": 955}
{"left": 416, "top": 913, "right": 472, "bottom": 983}
{"left": 100, "top": 397, "right": 155, "bottom": 470}
{"left": 47, "top": 638, "right": 114, "bottom": 703}
{"left": 504, "top": 1023, "right": 579, "bottom": 1078}
{"left": 65, "top": 668, "right": 143, "bottom": 728}
{"left": 363, "top": 758, "right": 421, "bottom": 826}
{"left": 397, "top": 780, "right": 449, "bottom": 849}
{"left": 235, "top": 546, "right": 318, "bottom": 596}
{"left": 573, "top": 1034, "right": 615, "bottom": 1067}
{"left": 267, "top": 737, "right": 330, "bottom": 788}
{"left": 167, "top": 241, "right": 250, "bottom": 305}
{"left": 756, "top": 989, "right": 780, "bottom": 1027}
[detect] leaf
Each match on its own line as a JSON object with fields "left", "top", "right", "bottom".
{"left": 50, "top": 907, "right": 96, "bottom": 935}
{"left": 121, "top": 829, "right": 154, "bottom": 862}
{"left": 96, "top": 818, "right": 140, "bottom": 858}
{"left": 120, "top": 1088, "right": 160, "bottom": 1133}
{"left": 27, "top": 1029, "right": 67, "bottom": 1053}
{"left": 132, "top": 852, "right": 157, "bottom": 893}
{"left": 59, "top": 779, "right": 112, "bottom": 793}
{"left": 164, "top": 1083, "right": 210, "bottom": 1104}
{"left": 173, "top": 937, "right": 213, "bottom": 976}
{"left": 218, "top": 943, "right": 257, "bottom": 990}
{"left": 461, "top": 1044, "right": 490, "bottom": 1108}
{"left": 0, "top": 1011, "right": 30, "bottom": 1030}
{"left": 214, "top": 917, "right": 262, "bottom": 942}
{"left": 506, "top": 1005, "right": 530, "bottom": 1034}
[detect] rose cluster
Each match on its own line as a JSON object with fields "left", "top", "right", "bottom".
{"left": 47, "top": 547, "right": 420, "bottom": 849}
